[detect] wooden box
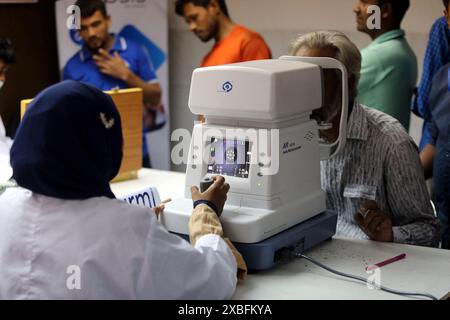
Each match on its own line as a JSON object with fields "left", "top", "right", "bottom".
{"left": 20, "top": 88, "right": 143, "bottom": 183}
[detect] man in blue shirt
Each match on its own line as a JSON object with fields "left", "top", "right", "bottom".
{"left": 419, "top": 0, "right": 450, "bottom": 250}
{"left": 414, "top": 2, "right": 450, "bottom": 152}
{"left": 421, "top": 64, "right": 450, "bottom": 250}
{"left": 63, "top": 0, "right": 162, "bottom": 168}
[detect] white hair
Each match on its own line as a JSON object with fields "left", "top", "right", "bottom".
{"left": 288, "top": 30, "right": 361, "bottom": 97}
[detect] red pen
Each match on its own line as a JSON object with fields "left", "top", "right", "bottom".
{"left": 366, "top": 253, "right": 407, "bottom": 271}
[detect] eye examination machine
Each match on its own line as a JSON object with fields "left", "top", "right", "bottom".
{"left": 162, "top": 56, "right": 349, "bottom": 271}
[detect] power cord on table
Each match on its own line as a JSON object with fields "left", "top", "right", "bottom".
{"left": 281, "top": 249, "right": 438, "bottom": 300}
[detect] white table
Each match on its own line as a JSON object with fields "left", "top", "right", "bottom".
{"left": 233, "top": 237, "right": 450, "bottom": 300}
{"left": 111, "top": 169, "right": 186, "bottom": 200}
{"left": 111, "top": 169, "right": 450, "bottom": 300}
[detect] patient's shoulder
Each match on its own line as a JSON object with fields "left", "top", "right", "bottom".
{"left": 363, "top": 106, "right": 415, "bottom": 147}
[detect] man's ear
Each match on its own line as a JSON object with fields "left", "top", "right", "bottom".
{"left": 445, "top": 9, "right": 450, "bottom": 26}
{"left": 380, "top": 2, "right": 392, "bottom": 19}
{"left": 208, "top": 0, "right": 221, "bottom": 16}
{"left": 106, "top": 14, "right": 112, "bottom": 29}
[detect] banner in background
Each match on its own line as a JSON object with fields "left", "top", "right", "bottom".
{"left": 55, "top": 0, "right": 170, "bottom": 170}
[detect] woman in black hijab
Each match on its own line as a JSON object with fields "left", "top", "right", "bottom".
{"left": 11, "top": 80, "right": 122, "bottom": 199}
{"left": 0, "top": 80, "right": 242, "bottom": 300}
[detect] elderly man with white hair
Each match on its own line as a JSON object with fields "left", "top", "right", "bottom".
{"left": 289, "top": 30, "right": 442, "bottom": 247}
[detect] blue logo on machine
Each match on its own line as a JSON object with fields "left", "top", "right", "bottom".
{"left": 282, "top": 141, "right": 302, "bottom": 155}
{"left": 220, "top": 81, "right": 233, "bottom": 93}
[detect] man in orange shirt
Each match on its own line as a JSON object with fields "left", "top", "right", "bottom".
{"left": 175, "top": 0, "right": 272, "bottom": 68}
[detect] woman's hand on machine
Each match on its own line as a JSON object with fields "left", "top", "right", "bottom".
{"left": 191, "top": 176, "right": 230, "bottom": 216}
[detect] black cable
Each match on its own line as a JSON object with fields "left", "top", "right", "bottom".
{"left": 297, "top": 253, "right": 438, "bottom": 301}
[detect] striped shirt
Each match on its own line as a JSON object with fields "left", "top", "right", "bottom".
{"left": 321, "top": 103, "right": 442, "bottom": 247}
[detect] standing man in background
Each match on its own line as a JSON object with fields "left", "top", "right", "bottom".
{"left": 63, "top": 0, "right": 162, "bottom": 168}
{"left": 419, "top": 1, "right": 450, "bottom": 249}
{"left": 414, "top": 0, "right": 450, "bottom": 152}
{"left": 354, "top": 0, "right": 417, "bottom": 131}
{"left": 420, "top": 62, "right": 450, "bottom": 250}
{"left": 175, "top": 0, "right": 272, "bottom": 68}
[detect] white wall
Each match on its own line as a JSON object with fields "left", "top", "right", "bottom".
{"left": 169, "top": 0, "right": 444, "bottom": 171}
{"left": 170, "top": 0, "right": 443, "bottom": 32}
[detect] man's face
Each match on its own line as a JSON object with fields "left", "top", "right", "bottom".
{"left": 182, "top": 3, "right": 219, "bottom": 42}
{"left": 79, "top": 10, "right": 111, "bottom": 51}
{"left": 295, "top": 46, "right": 343, "bottom": 143}
{"left": 353, "top": 0, "right": 380, "bottom": 32}
{"left": 0, "top": 59, "right": 8, "bottom": 83}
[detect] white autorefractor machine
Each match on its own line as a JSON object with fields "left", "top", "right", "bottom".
{"left": 162, "top": 56, "right": 349, "bottom": 270}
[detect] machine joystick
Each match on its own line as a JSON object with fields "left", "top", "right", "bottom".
{"left": 200, "top": 177, "right": 215, "bottom": 193}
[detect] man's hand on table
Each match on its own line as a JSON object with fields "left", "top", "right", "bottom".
{"left": 354, "top": 200, "right": 394, "bottom": 242}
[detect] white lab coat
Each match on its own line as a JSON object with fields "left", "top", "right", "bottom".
{"left": 0, "top": 117, "right": 13, "bottom": 183}
{"left": 0, "top": 188, "right": 237, "bottom": 300}
{"left": 0, "top": 116, "right": 12, "bottom": 150}
{"left": 0, "top": 116, "right": 12, "bottom": 159}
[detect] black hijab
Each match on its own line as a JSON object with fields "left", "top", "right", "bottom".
{"left": 11, "top": 80, "right": 123, "bottom": 199}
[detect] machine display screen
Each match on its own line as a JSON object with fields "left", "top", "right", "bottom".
{"left": 207, "top": 138, "right": 251, "bottom": 178}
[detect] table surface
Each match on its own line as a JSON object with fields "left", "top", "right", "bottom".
{"left": 111, "top": 168, "right": 186, "bottom": 200}
{"left": 111, "top": 169, "right": 450, "bottom": 300}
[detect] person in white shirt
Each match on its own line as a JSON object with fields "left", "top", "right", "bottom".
{"left": 0, "top": 80, "right": 246, "bottom": 300}
{"left": 0, "top": 38, "right": 14, "bottom": 153}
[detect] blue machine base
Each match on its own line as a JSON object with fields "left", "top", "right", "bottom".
{"left": 173, "top": 210, "right": 337, "bottom": 272}
{"left": 234, "top": 210, "right": 337, "bottom": 271}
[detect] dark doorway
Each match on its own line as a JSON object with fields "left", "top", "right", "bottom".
{"left": 0, "top": 0, "right": 60, "bottom": 138}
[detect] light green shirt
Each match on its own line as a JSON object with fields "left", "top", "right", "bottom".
{"left": 358, "top": 29, "right": 418, "bottom": 130}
